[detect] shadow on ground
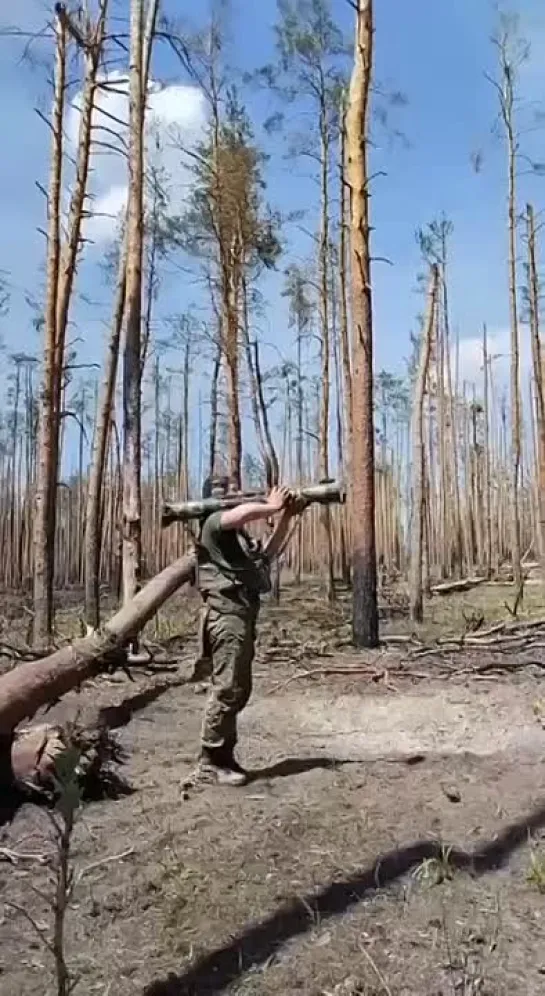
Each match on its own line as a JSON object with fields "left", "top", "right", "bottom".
{"left": 247, "top": 756, "right": 350, "bottom": 782}
{"left": 97, "top": 680, "right": 186, "bottom": 732}
{"left": 143, "top": 797, "right": 545, "bottom": 995}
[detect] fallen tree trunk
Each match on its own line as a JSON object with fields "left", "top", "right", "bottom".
{"left": 0, "top": 553, "right": 196, "bottom": 736}
{"left": 431, "top": 577, "right": 487, "bottom": 596}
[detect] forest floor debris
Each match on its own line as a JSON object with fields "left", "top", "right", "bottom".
{"left": 0, "top": 579, "right": 544, "bottom": 995}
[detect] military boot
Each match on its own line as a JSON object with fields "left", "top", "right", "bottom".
{"left": 195, "top": 747, "right": 248, "bottom": 787}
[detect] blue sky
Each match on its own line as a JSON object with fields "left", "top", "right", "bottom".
{"left": 0, "top": 0, "right": 544, "bottom": 469}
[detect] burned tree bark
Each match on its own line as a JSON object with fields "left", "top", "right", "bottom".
{"left": 33, "top": 9, "right": 67, "bottom": 645}
{"left": 0, "top": 554, "right": 196, "bottom": 736}
{"left": 85, "top": 249, "right": 127, "bottom": 629}
{"left": 85, "top": 0, "right": 159, "bottom": 629}
{"left": 122, "top": 0, "right": 146, "bottom": 608}
{"left": 208, "top": 338, "right": 222, "bottom": 479}
{"left": 252, "top": 337, "right": 280, "bottom": 488}
{"left": 482, "top": 323, "right": 492, "bottom": 576}
{"left": 318, "top": 83, "right": 335, "bottom": 602}
{"left": 409, "top": 265, "right": 439, "bottom": 623}
{"left": 338, "top": 91, "right": 353, "bottom": 453}
{"left": 490, "top": 20, "right": 524, "bottom": 596}
{"left": 506, "top": 74, "right": 523, "bottom": 599}
{"left": 346, "top": 0, "right": 378, "bottom": 647}
{"left": 242, "top": 276, "right": 274, "bottom": 485}
{"left": 526, "top": 203, "right": 545, "bottom": 576}
{"left": 34, "top": 3, "right": 109, "bottom": 645}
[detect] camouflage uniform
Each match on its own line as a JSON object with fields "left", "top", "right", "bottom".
{"left": 190, "top": 605, "right": 213, "bottom": 683}
{"left": 196, "top": 510, "right": 270, "bottom": 769}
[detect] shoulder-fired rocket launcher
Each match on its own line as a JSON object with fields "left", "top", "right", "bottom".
{"left": 161, "top": 480, "right": 345, "bottom": 527}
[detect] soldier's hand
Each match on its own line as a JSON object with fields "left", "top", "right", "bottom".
{"left": 266, "top": 485, "right": 291, "bottom": 512}
{"left": 285, "top": 492, "right": 308, "bottom": 516}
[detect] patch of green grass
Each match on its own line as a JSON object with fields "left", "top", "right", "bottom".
{"left": 412, "top": 844, "right": 455, "bottom": 887}
{"left": 533, "top": 699, "right": 545, "bottom": 729}
{"left": 526, "top": 843, "right": 545, "bottom": 893}
{"left": 389, "top": 580, "right": 545, "bottom": 644}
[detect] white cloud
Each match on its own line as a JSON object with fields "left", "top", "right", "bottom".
{"left": 67, "top": 72, "right": 208, "bottom": 245}
{"left": 87, "top": 184, "right": 128, "bottom": 244}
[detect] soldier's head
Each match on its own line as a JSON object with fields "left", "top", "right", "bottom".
{"left": 202, "top": 474, "right": 230, "bottom": 499}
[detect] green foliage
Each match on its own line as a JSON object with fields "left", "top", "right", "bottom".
{"left": 527, "top": 842, "right": 545, "bottom": 893}
{"left": 282, "top": 264, "right": 314, "bottom": 332}
{"left": 255, "top": 0, "right": 407, "bottom": 153}
{"left": 401, "top": 330, "right": 422, "bottom": 389}
{"left": 416, "top": 214, "right": 453, "bottom": 268}
{"left": 52, "top": 744, "right": 83, "bottom": 824}
{"left": 375, "top": 370, "right": 410, "bottom": 422}
{"left": 177, "top": 87, "right": 282, "bottom": 274}
{"left": 275, "top": 0, "right": 350, "bottom": 73}
{"left": 253, "top": 0, "right": 349, "bottom": 158}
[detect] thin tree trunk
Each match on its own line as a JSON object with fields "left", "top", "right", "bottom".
{"left": 409, "top": 265, "right": 439, "bottom": 623}
{"left": 332, "top": 247, "right": 350, "bottom": 584}
{"left": 242, "top": 275, "right": 272, "bottom": 483}
{"left": 295, "top": 312, "right": 304, "bottom": 584}
{"left": 33, "top": 9, "right": 67, "bottom": 645}
{"left": 253, "top": 339, "right": 280, "bottom": 487}
{"left": 0, "top": 554, "right": 196, "bottom": 738}
{"left": 208, "top": 338, "right": 222, "bottom": 479}
{"left": 224, "top": 238, "right": 243, "bottom": 491}
{"left": 437, "top": 267, "right": 447, "bottom": 577}
{"left": 502, "top": 62, "right": 523, "bottom": 596}
{"left": 182, "top": 339, "right": 190, "bottom": 501}
{"left": 526, "top": 203, "right": 545, "bottom": 579}
{"left": 483, "top": 323, "right": 492, "bottom": 576}
{"left": 346, "top": 0, "right": 378, "bottom": 646}
{"left": 10, "top": 360, "right": 21, "bottom": 588}
{"left": 443, "top": 275, "right": 462, "bottom": 576}
{"left": 85, "top": 248, "right": 127, "bottom": 628}
{"left": 122, "top": 0, "right": 146, "bottom": 611}
{"left": 338, "top": 94, "right": 353, "bottom": 453}
{"left": 508, "top": 176, "right": 522, "bottom": 592}
{"left": 318, "top": 90, "right": 335, "bottom": 602}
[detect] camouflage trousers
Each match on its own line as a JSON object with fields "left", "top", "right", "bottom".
{"left": 200, "top": 604, "right": 257, "bottom": 752}
{"left": 191, "top": 605, "right": 213, "bottom": 683}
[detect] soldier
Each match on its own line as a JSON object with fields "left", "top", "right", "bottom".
{"left": 191, "top": 476, "right": 303, "bottom": 786}
{"left": 189, "top": 477, "right": 229, "bottom": 687}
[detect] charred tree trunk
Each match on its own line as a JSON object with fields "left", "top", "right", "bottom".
{"left": 242, "top": 275, "right": 272, "bottom": 484}
{"left": 33, "top": 9, "right": 67, "bottom": 645}
{"left": 208, "top": 338, "right": 222, "bottom": 479}
{"left": 0, "top": 555, "right": 196, "bottom": 739}
{"left": 318, "top": 92, "right": 335, "bottom": 602}
{"left": 507, "top": 111, "right": 522, "bottom": 598}
{"left": 253, "top": 339, "right": 280, "bottom": 488}
{"left": 409, "top": 265, "right": 439, "bottom": 623}
{"left": 85, "top": 248, "right": 127, "bottom": 629}
{"left": 222, "top": 227, "right": 243, "bottom": 492}
{"left": 346, "top": 0, "right": 378, "bottom": 647}
{"left": 34, "top": 4, "right": 108, "bottom": 644}
{"left": 437, "top": 256, "right": 447, "bottom": 577}
{"left": 332, "top": 246, "right": 350, "bottom": 585}
{"left": 526, "top": 204, "right": 545, "bottom": 578}
{"left": 493, "top": 33, "right": 523, "bottom": 596}
{"left": 338, "top": 93, "right": 353, "bottom": 455}
{"left": 483, "top": 323, "right": 492, "bottom": 576}
{"left": 122, "top": 0, "right": 146, "bottom": 610}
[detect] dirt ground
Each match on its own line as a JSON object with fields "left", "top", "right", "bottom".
{"left": 1, "top": 581, "right": 545, "bottom": 995}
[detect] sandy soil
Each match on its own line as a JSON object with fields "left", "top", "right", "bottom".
{"left": 1, "top": 583, "right": 544, "bottom": 995}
